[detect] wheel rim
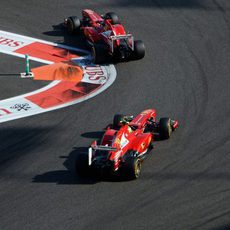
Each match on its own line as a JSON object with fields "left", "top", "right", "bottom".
{"left": 168, "top": 120, "right": 172, "bottom": 137}
{"left": 134, "top": 159, "right": 141, "bottom": 178}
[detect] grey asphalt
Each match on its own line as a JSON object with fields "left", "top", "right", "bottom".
{"left": 0, "top": 1, "right": 230, "bottom": 230}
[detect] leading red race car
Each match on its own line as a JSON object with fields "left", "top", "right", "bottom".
{"left": 75, "top": 109, "right": 178, "bottom": 180}
{"left": 64, "top": 9, "right": 145, "bottom": 63}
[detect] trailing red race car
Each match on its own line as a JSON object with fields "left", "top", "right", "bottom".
{"left": 64, "top": 9, "right": 145, "bottom": 63}
{"left": 75, "top": 109, "right": 178, "bottom": 180}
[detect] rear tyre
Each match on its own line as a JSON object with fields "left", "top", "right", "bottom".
{"left": 159, "top": 117, "right": 172, "bottom": 140}
{"left": 66, "top": 16, "right": 81, "bottom": 35}
{"left": 75, "top": 153, "right": 90, "bottom": 177}
{"left": 105, "top": 12, "right": 120, "bottom": 24}
{"left": 91, "top": 43, "right": 108, "bottom": 64}
{"left": 113, "top": 114, "right": 125, "bottom": 129}
{"left": 132, "top": 40, "right": 145, "bottom": 60}
{"left": 125, "top": 156, "right": 142, "bottom": 180}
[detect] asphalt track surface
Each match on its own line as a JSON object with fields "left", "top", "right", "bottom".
{"left": 0, "top": 1, "right": 230, "bottom": 230}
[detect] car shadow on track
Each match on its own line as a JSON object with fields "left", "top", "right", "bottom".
{"left": 33, "top": 131, "right": 125, "bottom": 185}
{"left": 32, "top": 147, "right": 126, "bottom": 185}
{"left": 81, "top": 131, "right": 105, "bottom": 139}
{"left": 43, "top": 23, "right": 88, "bottom": 55}
{"left": 32, "top": 147, "right": 99, "bottom": 185}
{"left": 32, "top": 129, "right": 163, "bottom": 185}
{"left": 211, "top": 224, "right": 230, "bottom": 230}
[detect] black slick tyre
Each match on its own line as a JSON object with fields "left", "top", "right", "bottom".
{"left": 159, "top": 117, "right": 172, "bottom": 140}
{"left": 132, "top": 40, "right": 145, "bottom": 60}
{"left": 105, "top": 12, "right": 120, "bottom": 24}
{"left": 91, "top": 43, "right": 108, "bottom": 64}
{"left": 66, "top": 16, "right": 81, "bottom": 35}
{"left": 113, "top": 114, "right": 125, "bottom": 129}
{"left": 125, "top": 156, "right": 142, "bottom": 180}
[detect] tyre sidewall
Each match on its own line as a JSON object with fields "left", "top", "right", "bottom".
{"left": 132, "top": 40, "right": 145, "bottom": 60}
{"left": 113, "top": 114, "right": 125, "bottom": 129}
{"left": 105, "top": 12, "right": 120, "bottom": 25}
{"left": 92, "top": 43, "right": 109, "bottom": 64}
{"left": 67, "top": 16, "right": 81, "bottom": 34}
{"left": 159, "top": 117, "right": 172, "bottom": 140}
{"left": 123, "top": 152, "right": 141, "bottom": 179}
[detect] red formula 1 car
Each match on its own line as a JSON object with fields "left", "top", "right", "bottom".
{"left": 76, "top": 109, "right": 178, "bottom": 180}
{"left": 64, "top": 9, "right": 145, "bottom": 63}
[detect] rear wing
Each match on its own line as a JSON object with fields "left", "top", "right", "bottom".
{"left": 91, "top": 142, "right": 117, "bottom": 151}
{"left": 108, "top": 34, "right": 134, "bottom": 53}
{"left": 88, "top": 142, "right": 117, "bottom": 166}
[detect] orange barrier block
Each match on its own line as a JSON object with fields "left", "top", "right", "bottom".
{"left": 32, "top": 61, "right": 83, "bottom": 82}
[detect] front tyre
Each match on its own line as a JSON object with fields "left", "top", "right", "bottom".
{"left": 159, "top": 117, "right": 172, "bottom": 140}
{"left": 113, "top": 114, "right": 125, "bottom": 129}
{"left": 66, "top": 16, "right": 81, "bottom": 35}
{"left": 132, "top": 40, "right": 145, "bottom": 60}
{"left": 105, "top": 12, "right": 120, "bottom": 24}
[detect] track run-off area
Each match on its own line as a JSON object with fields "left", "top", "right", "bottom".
{"left": 0, "top": 30, "right": 116, "bottom": 123}
{"left": 0, "top": 1, "right": 230, "bottom": 230}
